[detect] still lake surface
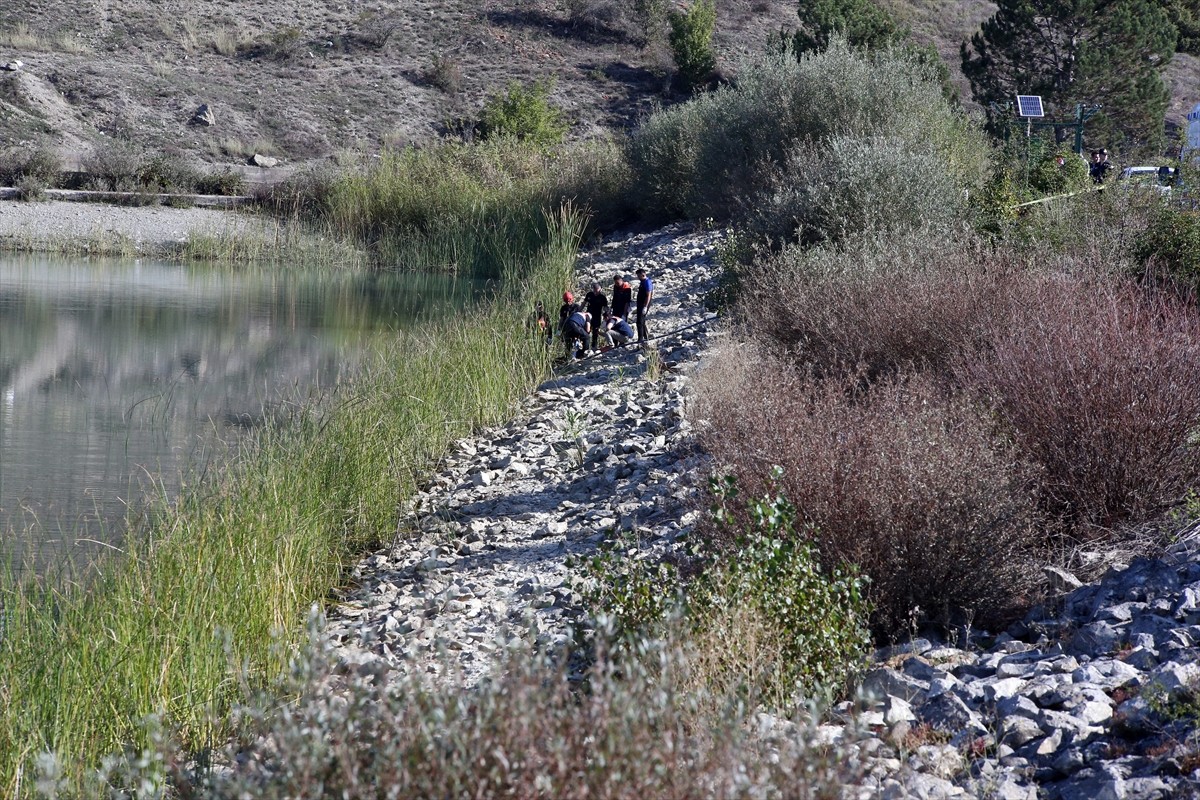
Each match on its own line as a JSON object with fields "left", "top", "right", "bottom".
{"left": 0, "top": 254, "right": 480, "bottom": 567}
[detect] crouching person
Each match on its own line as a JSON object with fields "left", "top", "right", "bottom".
{"left": 561, "top": 308, "right": 590, "bottom": 358}
{"left": 604, "top": 314, "right": 634, "bottom": 348}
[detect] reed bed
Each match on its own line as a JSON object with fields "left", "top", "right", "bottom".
{"left": 0, "top": 207, "right": 580, "bottom": 794}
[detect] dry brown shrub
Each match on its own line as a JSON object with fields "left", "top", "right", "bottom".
{"left": 736, "top": 233, "right": 1031, "bottom": 379}
{"left": 958, "top": 276, "right": 1200, "bottom": 536}
{"left": 693, "top": 345, "right": 1044, "bottom": 636}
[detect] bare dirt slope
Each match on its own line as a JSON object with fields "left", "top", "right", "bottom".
{"left": 0, "top": 0, "right": 796, "bottom": 168}
{"left": 0, "top": 0, "right": 1196, "bottom": 170}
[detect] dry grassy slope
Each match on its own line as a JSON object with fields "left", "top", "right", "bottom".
{"left": 0, "top": 0, "right": 796, "bottom": 169}
{"left": 0, "top": 0, "right": 1196, "bottom": 170}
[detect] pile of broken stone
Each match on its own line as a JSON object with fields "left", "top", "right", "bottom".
{"left": 326, "top": 223, "right": 1200, "bottom": 800}
{"left": 817, "top": 542, "right": 1200, "bottom": 800}
{"left": 327, "top": 223, "right": 718, "bottom": 685}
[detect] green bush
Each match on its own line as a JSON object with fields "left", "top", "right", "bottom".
{"left": 137, "top": 153, "right": 202, "bottom": 192}
{"left": 626, "top": 42, "right": 988, "bottom": 239}
{"left": 668, "top": 0, "right": 717, "bottom": 90}
{"left": 1133, "top": 206, "right": 1200, "bottom": 286}
{"left": 478, "top": 80, "right": 569, "bottom": 146}
{"left": 194, "top": 168, "right": 246, "bottom": 196}
{"left": 0, "top": 146, "right": 62, "bottom": 188}
{"left": 579, "top": 531, "right": 684, "bottom": 640}
{"left": 701, "top": 476, "right": 871, "bottom": 697}
{"left": 1028, "top": 143, "right": 1090, "bottom": 197}
{"left": 745, "top": 134, "right": 967, "bottom": 244}
{"left": 83, "top": 143, "right": 144, "bottom": 192}
{"left": 580, "top": 476, "right": 870, "bottom": 700}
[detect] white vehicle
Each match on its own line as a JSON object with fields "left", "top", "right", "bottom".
{"left": 1118, "top": 165, "right": 1173, "bottom": 193}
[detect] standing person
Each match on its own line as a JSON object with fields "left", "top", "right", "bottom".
{"left": 559, "top": 291, "right": 579, "bottom": 326}
{"left": 611, "top": 274, "right": 632, "bottom": 321}
{"left": 583, "top": 282, "right": 609, "bottom": 351}
{"left": 1090, "top": 149, "right": 1113, "bottom": 184}
{"left": 635, "top": 268, "right": 653, "bottom": 345}
{"left": 531, "top": 300, "right": 552, "bottom": 347}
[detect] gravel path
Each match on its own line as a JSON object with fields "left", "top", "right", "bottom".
{"left": 325, "top": 223, "right": 722, "bottom": 683}
{"left": 0, "top": 198, "right": 267, "bottom": 251}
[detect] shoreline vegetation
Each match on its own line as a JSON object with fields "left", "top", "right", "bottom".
{"left": 5, "top": 35, "right": 1200, "bottom": 796}
{"left": 0, "top": 144, "right": 581, "bottom": 788}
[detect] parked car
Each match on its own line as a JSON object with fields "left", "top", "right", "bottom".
{"left": 1118, "top": 165, "right": 1174, "bottom": 193}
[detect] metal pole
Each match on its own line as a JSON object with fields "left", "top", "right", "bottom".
{"left": 1074, "top": 104, "right": 1084, "bottom": 156}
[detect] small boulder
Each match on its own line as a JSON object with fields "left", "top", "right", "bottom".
{"left": 191, "top": 103, "right": 216, "bottom": 126}
{"left": 250, "top": 153, "right": 278, "bottom": 168}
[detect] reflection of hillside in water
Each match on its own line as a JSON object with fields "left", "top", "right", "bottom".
{"left": 0, "top": 256, "right": 482, "bottom": 566}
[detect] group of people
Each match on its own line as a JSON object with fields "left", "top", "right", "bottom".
{"left": 539, "top": 269, "right": 654, "bottom": 359}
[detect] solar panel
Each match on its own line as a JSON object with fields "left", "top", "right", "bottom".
{"left": 1016, "top": 95, "right": 1044, "bottom": 118}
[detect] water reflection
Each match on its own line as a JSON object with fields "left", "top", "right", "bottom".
{"left": 0, "top": 255, "right": 481, "bottom": 566}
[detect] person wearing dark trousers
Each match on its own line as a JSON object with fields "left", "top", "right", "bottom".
{"left": 611, "top": 274, "right": 632, "bottom": 320}
{"left": 561, "top": 308, "right": 590, "bottom": 358}
{"left": 583, "top": 282, "right": 609, "bottom": 351}
{"left": 635, "top": 268, "right": 653, "bottom": 344}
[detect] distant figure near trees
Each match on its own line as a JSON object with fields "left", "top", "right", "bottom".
{"left": 1090, "top": 149, "right": 1113, "bottom": 184}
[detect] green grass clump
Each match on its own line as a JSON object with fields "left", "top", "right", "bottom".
{"left": 0, "top": 208, "right": 580, "bottom": 793}
{"left": 276, "top": 139, "right": 634, "bottom": 274}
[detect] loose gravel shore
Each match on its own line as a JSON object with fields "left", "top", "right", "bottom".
{"left": 0, "top": 198, "right": 267, "bottom": 252}
{"left": 326, "top": 223, "right": 722, "bottom": 684}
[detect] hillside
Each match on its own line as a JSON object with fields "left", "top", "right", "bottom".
{"left": 0, "top": 0, "right": 796, "bottom": 170}
{"left": 0, "top": 0, "right": 1197, "bottom": 171}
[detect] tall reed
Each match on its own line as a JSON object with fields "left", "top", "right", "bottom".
{"left": 0, "top": 207, "right": 580, "bottom": 794}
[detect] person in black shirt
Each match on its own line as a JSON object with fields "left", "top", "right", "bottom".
{"left": 559, "top": 291, "right": 579, "bottom": 326}
{"left": 583, "top": 282, "right": 609, "bottom": 351}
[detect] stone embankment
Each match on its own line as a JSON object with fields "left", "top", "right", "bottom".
{"left": 327, "top": 223, "right": 1200, "bottom": 800}
{"left": 818, "top": 542, "right": 1200, "bottom": 800}
{"left": 326, "top": 223, "right": 719, "bottom": 684}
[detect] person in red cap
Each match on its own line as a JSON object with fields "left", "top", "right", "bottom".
{"left": 558, "top": 291, "right": 579, "bottom": 329}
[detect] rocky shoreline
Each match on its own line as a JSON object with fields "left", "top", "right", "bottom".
{"left": 325, "top": 223, "right": 720, "bottom": 683}
{"left": 325, "top": 223, "right": 1200, "bottom": 800}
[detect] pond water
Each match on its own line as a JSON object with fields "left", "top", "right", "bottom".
{"left": 0, "top": 255, "right": 481, "bottom": 568}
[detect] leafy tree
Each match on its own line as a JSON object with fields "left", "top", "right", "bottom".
{"left": 668, "top": 0, "right": 718, "bottom": 90}
{"left": 792, "top": 0, "right": 905, "bottom": 55}
{"left": 962, "top": 0, "right": 1177, "bottom": 157}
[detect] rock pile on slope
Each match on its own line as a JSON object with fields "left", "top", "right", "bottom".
{"left": 813, "top": 540, "right": 1200, "bottom": 799}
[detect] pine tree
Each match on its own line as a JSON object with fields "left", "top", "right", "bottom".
{"left": 793, "top": 0, "right": 904, "bottom": 55}
{"left": 1159, "top": 0, "right": 1200, "bottom": 54}
{"left": 962, "top": 0, "right": 1176, "bottom": 157}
